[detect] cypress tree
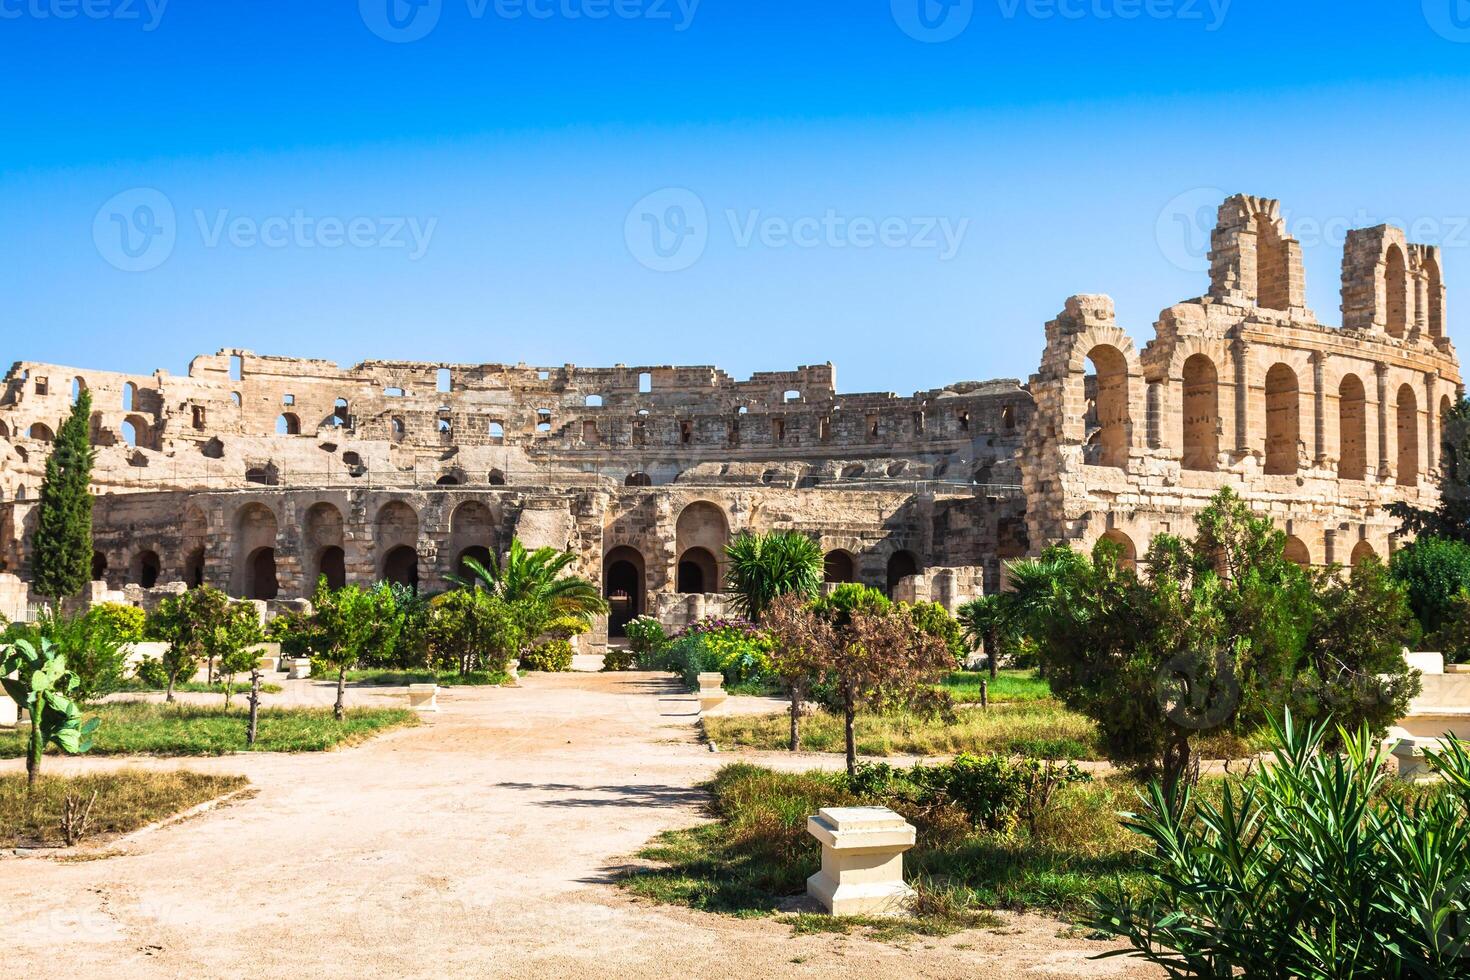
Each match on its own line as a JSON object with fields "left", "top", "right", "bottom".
{"left": 30, "top": 388, "right": 96, "bottom": 603}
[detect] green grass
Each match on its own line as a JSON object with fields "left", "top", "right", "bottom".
{"left": 117, "top": 678, "right": 284, "bottom": 695}
{"left": 0, "top": 702, "right": 418, "bottom": 757}
{"left": 621, "top": 762, "right": 1155, "bottom": 928}
{"left": 314, "top": 668, "right": 510, "bottom": 687}
{"left": 0, "top": 770, "right": 250, "bottom": 848}
{"left": 942, "top": 669, "right": 1053, "bottom": 704}
{"left": 705, "top": 701, "right": 1100, "bottom": 760}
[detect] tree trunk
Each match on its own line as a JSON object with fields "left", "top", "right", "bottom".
{"left": 1161, "top": 732, "right": 1192, "bottom": 814}
{"left": 165, "top": 669, "right": 178, "bottom": 704}
{"left": 207, "top": 655, "right": 215, "bottom": 685}
{"left": 988, "top": 628, "right": 999, "bottom": 680}
{"left": 844, "top": 700, "right": 857, "bottom": 776}
{"left": 246, "top": 670, "right": 261, "bottom": 747}
{"left": 26, "top": 706, "right": 41, "bottom": 788}
{"left": 788, "top": 680, "right": 802, "bottom": 752}
{"left": 334, "top": 665, "right": 347, "bottom": 722}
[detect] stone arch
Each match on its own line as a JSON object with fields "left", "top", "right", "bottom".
{"left": 449, "top": 500, "right": 496, "bottom": 577}
{"left": 1181, "top": 353, "right": 1219, "bottom": 472}
{"left": 121, "top": 381, "right": 136, "bottom": 411}
{"left": 375, "top": 501, "right": 420, "bottom": 575}
{"left": 181, "top": 505, "right": 207, "bottom": 588}
{"left": 304, "top": 502, "right": 346, "bottom": 591}
{"left": 121, "top": 414, "right": 151, "bottom": 449}
{"left": 824, "top": 549, "right": 856, "bottom": 584}
{"left": 1084, "top": 344, "right": 1131, "bottom": 469}
{"left": 129, "top": 549, "right": 161, "bottom": 588}
{"left": 677, "top": 547, "right": 718, "bottom": 594}
{"left": 1426, "top": 252, "right": 1445, "bottom": 339}
{"left": 27, "top": 423, "right": 53, "bottom": 442}
{"left": 1283, "top": 536, "right": 1311, "bottom": 569}
{"left": 1253, "top": 210, "right": 1291, "bottom": 310}
{"left": 232, "top": 503, "right": 279, "bottom": 599}
{"left": 625, "top": 472, "right": 652, "bottom": 487}
{"left": 91, "top": 551, "right": 108, "bottom": 583}
{"left": 675, "top": 501, "right": 729, "bottom": 592}
{"left": 1098, "top": 529, "right": 1137, "bottom": 570}
{"left": 1397, "top": 383, "right": 1419, "bottom": 487}
{"left": 1338, "top": 373, "right": 1368, "bottom": 481}
{"left": 885, "top": 550, "right": 920, "bottom": 598}
{"left": 1264, "top": 363, "right": 1300, "bottom": 475}
{"left": 1350, "top": 540, "right": 1377, "bottom": 567}
{"left": 276, "top": 413, "right": 300, "bottom": 436}
{"left": 381, "top": 546, "right": 419, "bottom": 589}
{"left": 184, "top": 548, "right": 205, "bottom": 588}
{"left": 1385, "top": 244, "right": 1408, "bottom": 338}
{"left": 603, "top": 545, "right": 646, "bottom": 637}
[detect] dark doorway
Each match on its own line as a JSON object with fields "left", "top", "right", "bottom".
{"left": 134, "top": 550, "right": 161, "bottom": 588}
{"left": 185, "top": 548, "right": 205, "bottom": 588}
{"left": 318, "top": 546, "right": 346, "bottom": 590}
{"left": 457, "top": 545, "right": 492, "bottom": 579}
{"left": 247, "top": 547, "right": 279, "bottom": 600}
{"left": 885, "top": 550, "right": 919, "bottom": 598}
{"left": 677, "top": 547, "right": 717, "bottom": 594}
{"left": 823, "top": 550, "right": 856, "bottom": 584}
{"left": 604, "top": 548, "right": 645, "bottom": 638}
{"left": 382, "top": 546, "right": 419, "bottom": 590}
{"left": 91, "top": 552, "right": 108, "bottom": 582}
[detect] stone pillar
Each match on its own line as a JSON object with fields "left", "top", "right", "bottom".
{"left": 1426, "top": 374, "right": 1440, "bottom": 475}
{"left": 1311, "top": 351, "right": 1326, "bottom": 465}
{"left": 1233, "top": 338, "right": 1251, "bottom": 457}
{"left": 1376, "top": 363, "right": 1392, "bottom": 481}
{"left": 806, "top": 807, "right": 917, "bottom": 916}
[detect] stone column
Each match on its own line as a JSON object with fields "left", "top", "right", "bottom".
{"left": 1233, "top": 338, "right": 1251, "bottom": 458}
{"left": 1311, "top": 351, "right": 1326, "bottom": 466}
{"left": 1376, "top": 363, "right": 1392, "bottom": 482}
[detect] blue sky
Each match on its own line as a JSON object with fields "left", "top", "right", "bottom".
{"left": 3, "top": 1, "right": 1470, "bottom": 394}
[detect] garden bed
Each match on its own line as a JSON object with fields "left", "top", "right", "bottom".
{"left": 0, "top": 703, "right": 418, "bottom": 757}
{"left": 0, "top": 770, "right": 250, "bottom": 848}
{"left": 324, "top": 668, "right": 511, "bottom": 687}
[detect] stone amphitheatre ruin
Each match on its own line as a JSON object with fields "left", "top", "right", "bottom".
{"left": 0, "top": 195, "right": 1460, "bottom": 649}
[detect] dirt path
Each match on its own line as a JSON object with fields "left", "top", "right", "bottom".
{"left": 3, "top": 672, "right": 1158, "bottom": 979}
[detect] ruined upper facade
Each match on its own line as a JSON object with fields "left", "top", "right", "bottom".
{"left": 0, "top": 195, "right": 1459, "bottom": 639}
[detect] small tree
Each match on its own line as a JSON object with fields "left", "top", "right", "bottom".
{"left": 826, "top": 604, "right": 955, "bottom": 775}
{"left": 30, "top": 389, "right": 96, "bottom": 606}
{"left": 1389, "top": 535, "right": 1470, "bottom": 637}
{"left": 149, "top": 586, "right": 235, "bottom": 702}
{"left": 1, "top": 637, "right": 99, "bottom": 787}
{"left": 315, "top": 583, "right": 402, "bottom": 720}
{"left": 723, "top": 530, "right": 824, "bottom": 622}
{"left": 762, "top": 592, "right": 836, "bottom": 751}
{"left": 425, "top": 589, "right": 520, "bottom": 676}
{"left": 956, "top": 593, "right": 1022, "bottom": 680}
{"left": 212, "top": 603, "right": 265, "bottom": 707}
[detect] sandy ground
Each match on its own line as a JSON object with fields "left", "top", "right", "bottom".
{"left": 3, "top": 671, "right": 1159, "bottom": 979}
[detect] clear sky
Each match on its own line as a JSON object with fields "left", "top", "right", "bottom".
{"left": 3, "top": 1, "right": 1469, "bottom": 394}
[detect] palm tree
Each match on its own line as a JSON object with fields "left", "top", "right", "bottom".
{"left": 956, "top": 593, "right": 1018, "bottom": 680}
{"left": 451, "top": 539, "right": 608, "bottom": 627}
{"left": 724, "top": 531, "right": 825, "bottom": 622}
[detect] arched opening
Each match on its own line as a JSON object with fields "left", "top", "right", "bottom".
{"left": 436, "top": 474, "right": 460, "bottom": 486}
{"left": 71, "top": 377, "right": 84, "bottom": 405}
{"left": 448, "top": 501, "right": 495, "bottom": 579}
{"left": 121, "top": 415, "right": 149, "bottom": 449}
{"left": 27, "top": 423, "right": 53, "bottom": 443}
{"left": 604, "top": 546, "right": 645, "bottom": 637}
{"left": 331, "top": 398, "right": 349, "bottom": 427}
{"left": 1427, "top": 254, "right": 1445, "bottom": 339}
{"left": 184, "top": 548, "right": 205, "bottom": 588}
{"left": 1264, "top": 363, "right": 1300, "bottom": 475}
{"left": 302, "top": 502, "right": 346, "bottom": 591}
{"left": 886, "top": 550, "right": 919, "bottom": 597}
{"left": 1181, "top": 354, "right": 1219, "bottom": 471}
{"left": 487, "top": 469, "right": 506, "bottom": 486}
{"left": 130, "top": 550, "right": 161, "bottom": 588}
{"left": 1397, "top": 383, "right": 1419, "bottom": 487}
{"left": 1385, "top": 244, "right": 1408, "bottom": 338}
{"left": 1083, "top": 345, "right": 1130, "bottom": 469}
{"left": 1283, "top": 536, "right": 1311, "bottom": 570}
{"left": 122, "top": 382, "right": 136, "bottom": 411}
{"left": 91, "top": 552, "right": 108, "bottom": 582}
{"left": 456, "top": 545, "right": 492, "bottom": 579}
{"left": 1254, "top": 212, "right": 1290, "bottom": 311}
{"left": 246, "top": 547, "right": 279, "bottom": 600}
{"left": 312, "top": 546, "right": 343, "bottom": 591}
{"left": 625, "top": 472, "right": 652, "bottom": 487}
{"left": 677, "top": 547, "right": 718, "bottom": 594}
{"left": 1338, "top": 374, "right": 1367, "bottom": 481}
{"left": 1098, "top": 530, "right": 1137, "bottom": 571}
{"left": 1350, "top": 540, "right": 1377, "bottom": 568}
{"left": 381, "top": 546, "right": 419, "bottom": 589}
{"left": 675, "top": 501, "right": 729, "bottom": 592}
{"left": 276, "top": 413, "right": 300, "bottom": 436}
{"left": 823, "top": 550, "right": 856, "bottom": 584}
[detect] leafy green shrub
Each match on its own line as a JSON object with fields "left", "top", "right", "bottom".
{"left": 1427, "top": 589, "right": 1470, "bottom": 664}
{"left": 1089, "top": 713, "right": 1470, "bottom": 977}
{"left": 88, "top": 603, "right": 146, "bottom": 643}
{"left": 906, "top": 601, "right": 967, "bottom": 664}
{"left": 840, "top": 754, "right": 1089, "bottom": 833}
{"left": 134, "top": 656, "right": 170, "bottom": 689}
{"left": 265, "top": 608, "right": 317, "bottom": 659}
{"left": 4, "top": 608, "right": 132, "bottom": 704}
{"left": 520, "top": 638, "right": 574, "bottom": 672}
{"left": 655, "top": 619, "right": 773, "bottom": 690}
{"left": 625, "top": 616, "right": 667, "bottom": 655}
{"left": 1390, "top": 534, "right": 1470, "bottom": 637}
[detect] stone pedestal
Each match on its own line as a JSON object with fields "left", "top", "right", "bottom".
{"left": 252, "top": 643, "right": 282, "bottom": 673}
{"left": 697, "top": 672, "right": 726, "bottom": 713}
{"left": 507, "top": 661, "right": 520, "bottom": 684}
{"left": 408, "top": 684, "right": 439, "bottom": 712}
{"left": 0, "top": 694, "right": 18, "bottom": 728}
{"left": 806, "top": 807, "right": 916, "bottom": 916}
{"left": 287, "top": 658, "right": 312, "bottom": 680}
{"left": 1393, "top": 737, "right": 1436, "bottom": 780}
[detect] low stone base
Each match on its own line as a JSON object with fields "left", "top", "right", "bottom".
{"left": 806, "top": 807, "right": 917, "bottom": 917}
{"left": 287, "top": 658, "right": 312, "bottom": 680}
{"left": 408, "top": 684, "right": 439, "bottom": 712}
{"left": 697, "top": 672, "right": 727, "bottom": 713}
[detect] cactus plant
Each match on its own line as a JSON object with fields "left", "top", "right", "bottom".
{"left": 1, "top": 637, "right": 100, "bottom": 788}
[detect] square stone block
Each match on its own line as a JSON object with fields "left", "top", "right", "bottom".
{"left": 697, "top": 671, "right": 726, "bottom": 712}
{"left": 0, "top": 693, "right": 17, "bottom": 728}
{"left": 806, "top": 806, "right": 916, "bottom": 917}
{"left": 408, "top": 683, "right": 439, "bottom": 712}
{"left": 287, "top": 658, "right": 312, "bottom": 680}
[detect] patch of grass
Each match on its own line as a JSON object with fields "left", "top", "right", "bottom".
{"left": 319, "top": 668, "right": 510, "bottom": 687}
{"left": 943, "top": 669, "right": 1052, "bottom": 704}
{"left": 705, "top": 702, "right": 1099, "bottom": 760}
{"left": 0, "top": 770, "right": 249, "bottom": 848}
{"left": 621, "top": 763, "right": 1158, "bottom": 930}
{"left": 116, "top": 679, "right": 284, "bottom": 696}
{"left": 0, "top": 702, "right": 418, "bottom": 757}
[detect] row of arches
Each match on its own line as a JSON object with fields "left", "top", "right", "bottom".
{"left": 1086, "top": 345, "right": 1447, "bottom": 484}
{"left": 1096, "top": 528, "right": 1381, "bottom": 573}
